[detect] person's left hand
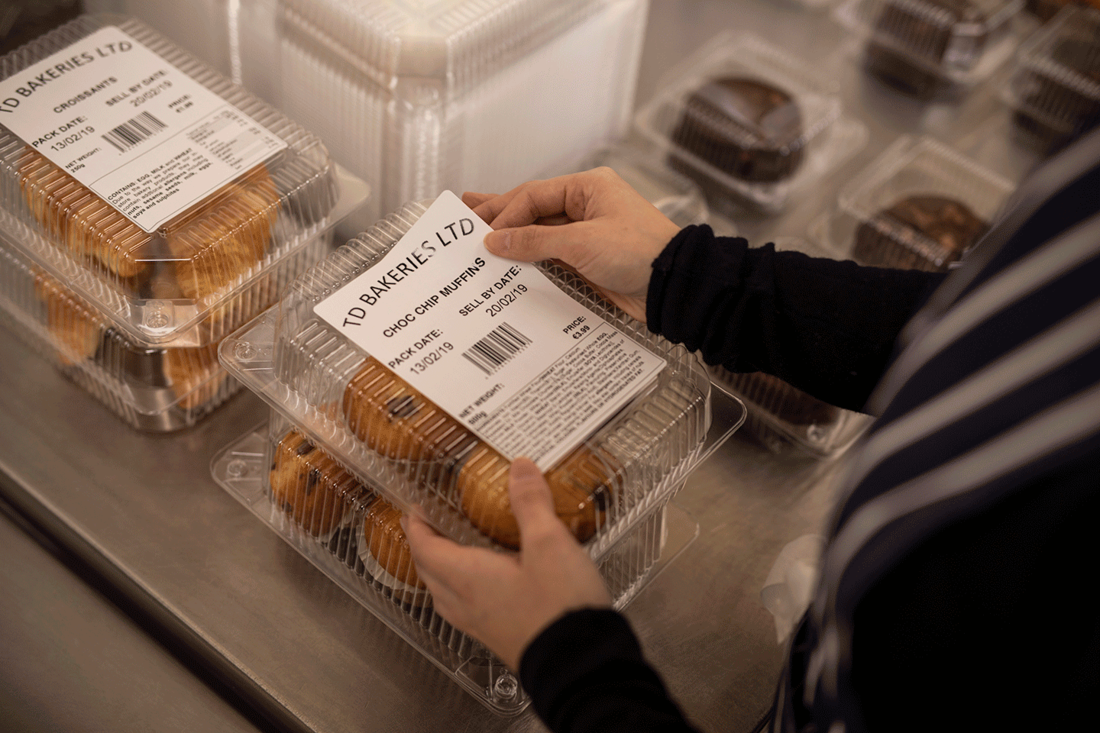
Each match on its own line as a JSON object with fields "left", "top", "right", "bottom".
{"left": 403, "top": 457, "right": 612, "bottom": 672}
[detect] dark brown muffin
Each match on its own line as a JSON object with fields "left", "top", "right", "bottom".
{"left": 669, "top": 76, "right": 805, "bottom": 185}
{"left": 854, "top": 194, "right": 989, "bottom": 271}
{"left": 863, "top": 0, "right": 988, "bottom": 97}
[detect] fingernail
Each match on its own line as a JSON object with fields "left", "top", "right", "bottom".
{"left": 485, "top": 230, "right": 511, "bottom": 252}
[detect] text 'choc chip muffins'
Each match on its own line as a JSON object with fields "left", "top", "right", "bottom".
{"left": 0, "top": 14, "right": 343, "bottom": 349}
{"left": 218, "top": 196, "right": 736, "bottom": 557}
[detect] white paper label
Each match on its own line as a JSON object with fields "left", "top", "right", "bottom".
{"left": 0, "top": 26, "right": 286, "bottom": 232}
{"left": 313, "top": 191, "right": 667, "bottom": 470}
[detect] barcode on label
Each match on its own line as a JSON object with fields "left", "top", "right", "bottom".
{"left": 462, "top": 322, "right": 531, "bottom": 375}
{"left": 102, "top": 111, "right": 167, "bottom": 152}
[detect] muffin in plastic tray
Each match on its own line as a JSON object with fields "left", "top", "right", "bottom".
{"left": 555, "top": 144, "right": 740, "bottom": 235}
{"left": 0, "top": 224, "right": 329, "bottom": 431}
{"left": 210, "top": 415, "right": 702, "bottom": 714}
{"left": 834, "top": 0, "right": 1024, "bottom": 96}
{"left": 633, "top": 32, "right": 867, "bottom": 215}
{"left": 261, "top": 0, "right": 649, "bottom": 222}
{"left": 812, "top": 135, "right": 1014, "bottom": 271}
{"left": 1003, "top": 4, "right": 1100, "bottom": 153}
{"left": 219, "top": 195, "right": 745, "bottom": 558}
{"left": 0, "top": 14, "right": 345, "bottom": 348}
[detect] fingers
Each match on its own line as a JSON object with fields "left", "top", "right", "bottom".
{"left": 483, "top": 218, "right": 600, "bottom": 265}
{"left": 508, "top": 457, "right": 574, "bottom": 554}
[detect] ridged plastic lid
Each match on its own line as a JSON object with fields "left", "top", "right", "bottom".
{"left": 0, "top": 15, "right": 342, "bottom": 346}
{"left": 836, "top": 0, "right": 1023, "bottom": 80}
{"left": 282, "top": 0, "right": 622, "bottom": 97}
{"left": 1005, "top": 4, "right": 1100, "bottom": 134}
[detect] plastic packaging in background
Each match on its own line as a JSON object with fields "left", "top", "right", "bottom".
{"left": 553, "top": 143, "right": 739, "bottom": 236}
{"left": 0, "top": 15, "right": 346, "bottom": 347}
{"left": 219, "top": 195, "right": 744, "bottom": 557}
{"left": 633, "top": 32, "right": 868, "bottom": 216}
{"left": 834, "top": 0, "right": 1025, "bottom": 97}
{"left": 239, "top": 0, "right": 649, "bottom": 224}
{"left": 708, "top": 237, "right": 872, "bottom": 458}
{"left": 0, "top": 229, "right": 336, "bottom": 430}
{"left": 1002, "top": 4, "right": 1100, "bottom": 155}
{"left": 211, "top": 415, "right": 702, "bottom": 714}
{"left": 810, "top": 135, "right": 1014, "bottom": 270}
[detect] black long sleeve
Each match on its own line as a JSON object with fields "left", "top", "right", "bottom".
{"left": 646, "top": 227, "right": 944, "bottom": 412}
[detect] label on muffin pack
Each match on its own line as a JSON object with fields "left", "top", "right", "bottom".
{"left": 313, "top": 191, "right": 667, "bottom": 470}
{"left": 0, "top": 25, "right": 286, "bottom": 232}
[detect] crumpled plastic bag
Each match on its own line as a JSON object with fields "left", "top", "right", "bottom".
{"left": 760, "top": 534, "right": 826, "bottom": 644}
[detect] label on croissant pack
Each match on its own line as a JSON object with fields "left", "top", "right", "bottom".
{"left": 0, "top": 25, "right": 286, "bottom": 232}
{"left": 314, "top": 191, "right": 667, "bottom": 470}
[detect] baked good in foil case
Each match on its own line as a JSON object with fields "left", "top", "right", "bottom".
{"left": 359, "top": 497, "right": 430, "bottom": 607}
{"left": 670, "top": 76, "right": 805, "bottom": 186}
{"left": 853, "top": 194, "right": 989, "bottom": 270}
{"left": 863, "top": 0, "right": 989, "bottom": 96}
{"left": 342, "top": 356, "right": 617, "bottom": 550}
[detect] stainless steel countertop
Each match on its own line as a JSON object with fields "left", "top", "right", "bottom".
{"left": 0, "top": 1, "right": 1037, "bottom": 731}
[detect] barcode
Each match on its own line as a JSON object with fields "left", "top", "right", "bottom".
{"left": 462, "top": 322, "right": 531, "bottom": 376}
{"left": 102, "top": 112, "right": 167, "bottom": 152}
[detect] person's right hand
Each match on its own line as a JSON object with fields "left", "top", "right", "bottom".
{"left": 463, "top": 167, "right": 681, "bottom": 324}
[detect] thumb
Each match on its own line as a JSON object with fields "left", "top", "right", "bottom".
{"left": 507, "top": 457, "right": 562, "bottom": 546}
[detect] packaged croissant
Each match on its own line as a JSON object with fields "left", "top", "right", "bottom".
{"left": 0, "top": 14, "right": 348, "bottom": 348}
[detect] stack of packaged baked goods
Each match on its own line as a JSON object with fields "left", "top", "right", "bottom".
{"left": 213, "top": 191, "right": 745, "bottom": 712}
{"left": 248, "top": 0, "right": 650, "bottom": 223}
{"left": 0, "top": 15, "right": 366, "bottom": 430}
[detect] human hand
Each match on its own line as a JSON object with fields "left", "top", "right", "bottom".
{"left": 403, "top": 457, "right": 612, "bottom": 672}
{"left": 463, "top": 167, "right": 681, "bottom": 323}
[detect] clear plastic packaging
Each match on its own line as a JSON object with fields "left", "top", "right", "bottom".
{"left": 220, "top": 196, "right": 744, "bottom": 556}
{"left": 1023, "top": 0, "right": 1100, "bottom": 22}
{"left": 0, "top": 15, "right": 345, "bottom": 347}
{"left": 835, "top": 0, "right": 1024, "bottom": 96}
{"left": 251, "top": 0, "right": 649, "bottom": 223}
{"left": 0, "top": 228, "right": 333, "bottom": 430}
{"left": 811, "top": 135, "right": 1014, "bottom": 271}
{"left": 633, "top": 32, "right": 868, "bottom": 215}
{"left": 211, "top": 414, "right": 702, "bottom": 714}
{"left": 1003, "top": 4, "right": 1100, "bottom": 153}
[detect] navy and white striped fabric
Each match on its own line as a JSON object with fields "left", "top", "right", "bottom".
{"left": 777, "top": 128, "right": 1100, "bottom": 733}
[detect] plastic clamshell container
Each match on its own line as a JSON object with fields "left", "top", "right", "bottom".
{"left": 1003, "top": 4, "right": 1100, "bottom": 153}
{"left": 835, "top": 0, "right": 1024, "bottom": 95}
{"left": 220, "top": 196, "right": 744, "bottom": 555}
{"left": 211, "top": 413, "right": 702, "bottom": 714}
{"left": 633, "top": 32, "right": 867, "bottom": 215}
{"left": 0, "top": 14, "right": 346, "bottom": 348}
{"left": 811, "top": 135, "right": 1014, "bottom": 271}
{"left": 254, "top": 0, "right": 649, "bottom": 223}
{"left": 1022, "top": 0, "right": 1100, "bottom": 22}
{"left": 0, "top": 228, "right": 329, "bottom": 430}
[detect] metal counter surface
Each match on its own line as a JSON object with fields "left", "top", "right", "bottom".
{"left": 0, "top": 1, "right": 1036, "bottom": 731}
